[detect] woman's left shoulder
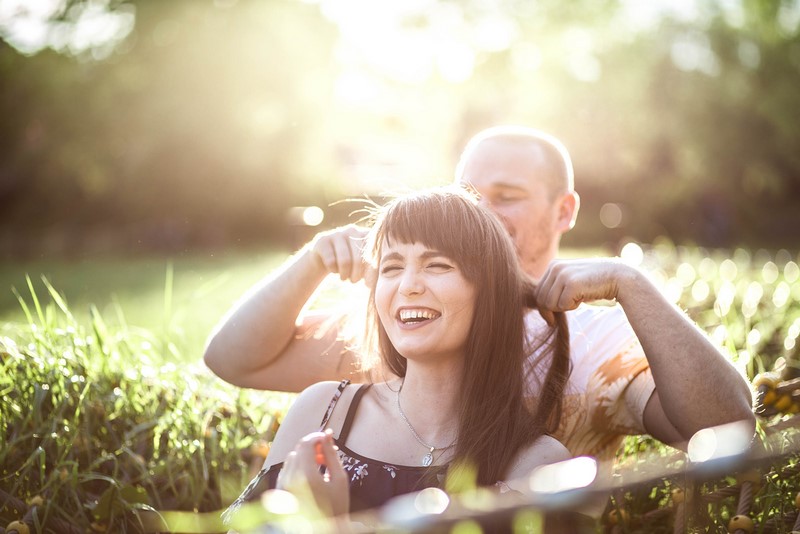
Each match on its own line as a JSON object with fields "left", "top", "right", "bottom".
{"left": 531, "top": 435, "right": 571, "bottom": 463}
{"left": 507, "top": 435, "right": 571, "bottom": 479}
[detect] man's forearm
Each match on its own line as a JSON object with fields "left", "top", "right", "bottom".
{"left": 617, "top": 269, "right": 755, "bottom": 441}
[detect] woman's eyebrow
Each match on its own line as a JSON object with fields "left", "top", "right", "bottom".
{"left": 379, "top": 251, "right": 403, "bottom": 263}
{"left": 419, "top": 250, "right": 448, "bottom": 260}
{"left": 379, "top": 250, "right": 449, "bottom": 263}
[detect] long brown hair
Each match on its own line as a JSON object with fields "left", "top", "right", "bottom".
{"left": 363, "top": 187, "right": 571, "bottom": 486}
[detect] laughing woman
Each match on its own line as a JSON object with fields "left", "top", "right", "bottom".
{"left": 223, "top": 187, "right": 572, "bottom": 526}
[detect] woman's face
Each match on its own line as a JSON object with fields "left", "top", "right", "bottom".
{"left": 375, "top": 239, "right": 476, "bottom": 363}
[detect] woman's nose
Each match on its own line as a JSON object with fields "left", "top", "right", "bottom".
{"left": 398, "top": 269, "right": 424, "bottom": 296}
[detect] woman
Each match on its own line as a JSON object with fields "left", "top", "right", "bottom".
{"left": 223, "top": 187, "right": 572, "bottom": 525}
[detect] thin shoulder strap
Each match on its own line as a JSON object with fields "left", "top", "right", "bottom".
{"left": 318, "top": 379, "right": 351, "bottom": 430}
{"left": 223, "top": 378, "right": 352, "bottom": 527}
{"left": 336, "top": 384, "right": 370, "bottom": 443}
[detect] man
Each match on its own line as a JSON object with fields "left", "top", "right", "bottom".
{"left": 204, "top": 126, "right": 754, "bottom": 466}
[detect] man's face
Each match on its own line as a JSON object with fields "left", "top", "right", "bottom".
{"left": 457, "top": 139, "right": 567, "bottom": 279}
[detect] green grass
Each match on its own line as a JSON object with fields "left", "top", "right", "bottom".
{"left": 0, "top": 247, "right": 298, "bottom": 532}
{"left": 0, "top": 248, "right": 290, "bottom": 362}
{"left": 2, "top": 241, "right": 800, "bottom": 532}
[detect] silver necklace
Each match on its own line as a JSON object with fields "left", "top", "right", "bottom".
{"left": 396, "top": 384, "right": 456, "bottom": 467}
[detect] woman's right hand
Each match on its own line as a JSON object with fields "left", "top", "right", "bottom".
{"left": 277, "top": 430, "right": 349, "bottom": 517}
{"left": 310, "top": 225, "right": 370, "bottom": 283}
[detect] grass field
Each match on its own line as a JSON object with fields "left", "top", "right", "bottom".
{"left": 2, "top": 241, "right": 800, "bottom": 532}
{"left": 0, "top": 248, "right": 291, "bottom": 362}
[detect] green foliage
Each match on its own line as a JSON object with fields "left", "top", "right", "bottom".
{"left": 611, "top": 240, "right": 800, "bottom": 533}
{"left": 0, "top": 0, "right": 341, "bottom": 254}
{"left": 3, "top": 0, "right": 800, "bottom": 254}
{"left": 0, "top": 248, "right": 290, "bottom": 361}
{"left": 2, "top": 242, "right": 800, "bottom": 531}
{"left": 0, "top": 278, "right": 293, "bottom": 532}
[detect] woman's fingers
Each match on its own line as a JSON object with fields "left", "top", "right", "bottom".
{"left": 277, "top": 431, "right": 348, "bottom": 516}
{"left": 317, "top": 430, "right": 349, "bottom": 515}
{"left": 312, "top": 225, "right": 369, "bottom": 282}
{"left": 319, "top": 430, "right": 346, "bottom": 479}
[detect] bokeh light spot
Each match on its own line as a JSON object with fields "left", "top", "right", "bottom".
{"left": 414, "top": 487, "right": 449, "bottom": 515}
{"left": 529, "top": 456, "right": 597, "bottom": 494}
{"left": 620, "top": 242, "right": 643, "bottom": 266}
{"left": 302, "top": 206, "right": 325, "bottom": 226}
{"left": 773, "top": 281, "right": 790, "bottom": 308}
{"left": 746, "top": 328, "right": 761, "bottom": 347}
{"left": 676, "top": 262, "right": 697, "bottom": 287}
{"left": 698, "top": 256, "right": 717, "bottom": 279}
{"left": 761, "top": 261, "right": 779, "bottom": 284}
{"left": 784, "top": 261, "right": 800, "bottom": 283}
{"left": 714, "top": 281, "right": 736, "bottom": 317}
{"left": 687, "top": 421, "right": 752, "bottom": 463}
{"left": 742, "top": 281, "right": 763, "bottom": 318}
{"left": 261, "top": 489, "right": 299, "bottom": 514}
{"left": 691, "top": 279, "right": 710, "bottom": 302}
{"left": 599, "top": 203, "right": 623, "bottom": 229}
{"left": 719, "top": 259, "right": 738, "bottom": 282}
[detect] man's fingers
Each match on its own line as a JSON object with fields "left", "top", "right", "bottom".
{"left": 535, "top": 262, "right": 583, "bottom": 312}
{"left": 557, "top": 286, "right": 581, "bottom": 311}
{"left": 535, "top": 274, "right": 559, "bottom": 311}
{"left": 538, "top": 308, "right": 556, "bottom": 326}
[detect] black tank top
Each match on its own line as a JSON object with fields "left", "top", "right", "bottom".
{"left": 223, "top": 381, "right": 447, "bottom": 521}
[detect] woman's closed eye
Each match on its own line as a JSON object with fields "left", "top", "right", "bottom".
{"left": 426, "top": 262, "right": 454, "bottom": 273}
{"left": 380, "top": 264, "right": 403, "bottom": 275}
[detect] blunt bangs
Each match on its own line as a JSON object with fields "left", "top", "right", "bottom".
{"left": 370, "top": 189, "right": 488, "bottom": 280}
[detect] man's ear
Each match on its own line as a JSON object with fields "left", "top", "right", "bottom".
{"left": 556, "top": 191, "right": 580, "bottom": 232}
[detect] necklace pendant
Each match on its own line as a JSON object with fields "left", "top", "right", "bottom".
{"left": 422, "top": 452, "right": 433, "bottom": 467}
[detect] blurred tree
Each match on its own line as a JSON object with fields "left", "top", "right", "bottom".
{"left": 1, "top": 0, "right": 339, "bottom": 255}
{"left": 1, "top": 0, "right": 800, "bottom": 255}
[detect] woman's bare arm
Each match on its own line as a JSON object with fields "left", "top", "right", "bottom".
{"left": 203, "top": 225, "right": 369, "bottom": 391}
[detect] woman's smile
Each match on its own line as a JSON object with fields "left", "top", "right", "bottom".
{"left": 396, "top": 306, "right": 442, "bottom": 328}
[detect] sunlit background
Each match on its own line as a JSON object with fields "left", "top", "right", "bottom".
{"left": 3, "top": 5, "right": 800, "bottom": 528}
{"left": 2, "top": 0, "right": 800, "bottom": 258}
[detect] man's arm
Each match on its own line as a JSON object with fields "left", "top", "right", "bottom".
{"left": 535, "top": 259, "right": 755, "bottom": 447}
{"left": 203, "top": 225, "right": 370, "bottom": 391}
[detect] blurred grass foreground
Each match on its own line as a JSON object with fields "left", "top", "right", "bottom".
{"left": 2, "top": 240, "right": 800, "bottom": 533}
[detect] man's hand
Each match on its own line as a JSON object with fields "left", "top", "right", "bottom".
{"left": 277, "top": 430, "right": 349, "bottom": 517}
{"left": 535, "top": 257, "right": 754, "bottom": 446}
{"left": 534, "top": 258, "right": 636, "bottom": 311}
{"left": 310, "top": 225, "right": 370, "bottom": 283}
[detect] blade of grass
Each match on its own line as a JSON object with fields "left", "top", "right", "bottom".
{"left": 162, "top": 262, "right": 174, "bottom": 358}
{"left": 25, "top": 274, "right": 46, "bottom": 326}
{"left": 41, "top": 275, "right": 75, "bottom": 324}
{"left": 90, "top": 304, "right": 110, "bottom": 359}
{"left": 12, "top": 285, "right": 34, "bottom": 325}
